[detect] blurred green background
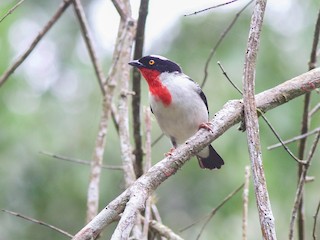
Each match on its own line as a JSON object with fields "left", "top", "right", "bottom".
{"left": 0, "top": 0, "right": 319, "bottom": 239}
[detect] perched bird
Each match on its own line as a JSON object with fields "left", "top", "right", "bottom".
{"left": 129, "top": 55, "right": 224, "bottom": 170}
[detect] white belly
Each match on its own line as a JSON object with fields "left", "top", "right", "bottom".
{"left": 150, "top": 73, "right": 208, "bottom": 145}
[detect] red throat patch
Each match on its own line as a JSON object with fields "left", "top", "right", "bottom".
{"left": 139, "top": 68, "right": 172, "bottom": 106}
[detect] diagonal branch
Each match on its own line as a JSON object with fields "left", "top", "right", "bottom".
{"left": 73, "top": 0, "right": 106, "bottom": 95}
{"left": 2, "top": 209, "right": 73, "bottom": 238}
{"left": 0, "top": 0, "right": 72, "bottom": 87}
{"left": 72, "top": 68, "right": 320, "bottom": 240}
{"left": 0, "top": 0, "right": 25, "bottom": 23}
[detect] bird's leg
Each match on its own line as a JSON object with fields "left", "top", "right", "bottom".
{"left": 165, "top": 137, "right": 177, "bottom": 157}
{"left": 199, "top": 122, "right": 214, "bottom": 132}
{"left": 165, "top": 148, "right": 175, "bottom": 157}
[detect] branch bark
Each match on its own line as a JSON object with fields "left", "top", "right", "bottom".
{"left": 85, "top": 2, "right": 136, "bottom": 222}
{"left": 242, "top": 1, "right": 277, "bottom": 239}
{"left": 132, "top": 0, "right": 150, "bottom": 178}
{"left": 72, "top": 68, "right": 320, "bottom": 240}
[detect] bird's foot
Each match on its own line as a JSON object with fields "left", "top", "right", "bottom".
{"left": 165, "top": 148, "right": 175, "bottom": 157}
{"left": 199, "top": 122, "right": 214, "bottom": 132}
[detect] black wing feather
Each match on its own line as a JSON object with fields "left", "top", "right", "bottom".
{"left": 186, "top": 77, "right": 209, "bottom": 114}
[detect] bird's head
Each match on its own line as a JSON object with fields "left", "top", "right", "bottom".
{"left": 129, "top": 55, "right": 181, "bottom": 106}
{"left": 128, "top": 55, "right": 182, "bottom": 83}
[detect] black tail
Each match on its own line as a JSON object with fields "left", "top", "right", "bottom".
{"left": 197, "top": 145, "right": 224, "bottom": 170}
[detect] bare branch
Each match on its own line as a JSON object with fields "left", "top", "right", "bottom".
{"left": 242, "top": 0, "right": 277, "bottom": 239}
{"left": 2, "top": 209, "right": 73, "bottom": 238}
{"left": 118, "top": 39, "right": 137, "bottom": 187}
{"left": 111, "top": 0, "right": 131, "bottom": 20}
{"left": 196, "top": 184, "right": 244, "bottom": 240}
{"left": 39, "top": 151, "right": 123, "bottom": 170}
{"left": 217, "top": 61, "right": 243, "bottom": 95}
{"left": 242, "top": 166, "right": 250, "bottom": 240}
{"left": 201, "top": 0, "right": 254, "bottom": 88}
{"left": 148, "top": 219, "right": 183, "bottom": 240}
{"left": 313, "top": 200, "right": 320, "bottom": 240}
{"left": 184, "top": 0, "right": 239, "bottom": 17}
{"left": 72, "top": 68, "right": 320, "bottom": 240}
{"left": 0, "top": 0, "right": 25, "bottom": 23}
{"left": 267, "top": 127, "right": 320, "bottom": 150}
{"left": 132, "top": 0, "right": 150, "bottom": 178}
{"left": 72, "top": 0, "right": 106, "bottom": 95}
{"left": 0, "top": 0, "right": 72, "bottom": 87}
{"left": 85, "top": 4, "right": 136, "bottom": 221}
{"left": 309, "top": 102, "right": 320, "bottom": 117}
{"left": 297, "top": 8, "right": 320, "bottom": 239}
{"left": 289, "top": 131, "right": 320, "bottom": 240}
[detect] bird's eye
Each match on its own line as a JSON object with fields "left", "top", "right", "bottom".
{"left": 149, "top": 60, "right": 155, "bottom": 65}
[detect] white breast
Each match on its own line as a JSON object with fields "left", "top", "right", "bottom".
{"left": 150, "top": 72, "right": 208, "bottom": 145}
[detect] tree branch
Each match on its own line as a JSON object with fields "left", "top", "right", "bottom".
{"left": 242, "top": 0, "right": 277, "bottom": 239}
{"left": 289, "top": 131, "right": 320, "bottom": 240}
{"left": 0, "top": 0, "right": 72, "bottom": 87}
{"left": 85, "top": 8, "right": 136, "bottom": 222}
{"left": 132, "top": 0, "right": 150, "bottom": 178}
{"left": 72, "top": 68, "right": 320, "bottom": 240}
{"left": 72, "top": 0, "right": 106, "bottom": 95}
{"left": 0, "top": 0, "right": 25, "bottom": 23}
{"left": 242, "top": 166, "right": 250, "bottom": 240}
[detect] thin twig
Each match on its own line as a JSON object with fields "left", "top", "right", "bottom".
{"left": 0, "top": 0, "right": 72, "bottom": 87}
{"left": 111, "top": 103, "right": 120, "bottom": 133}
{"left": 242, "top": 166, "right": 250, "bottom": 240}
{"left": 184, "top": 0, "right": 239, "bottom": 16}
{"left": 258, "top": 110, "right": 305, "bottom": 164}
{"left": 196, "top": 184, "right": 244, "bottom": 240}
{"left": 217, "top": 61, "right": 243, "bottom": 94}
{"left": 218, "top": 61, "right": 303, "bottom": 164}
{"left": 267, "top": 127, "right": 320, "bottom": 150}
{"left": 313, "top": 200, "right": 320, "bottom": 240}
{"left": 0, "top": 0, "right": 25, "bottom": 23}
{"left": 309, "top": 102, "right": 320, "bottom": 117}
{"left": 39, "top": 151, "right": 123, "bottom": 170}
{"left": 2, "top": 209, "right": 73, "bottom": 238}
{"left": 201, "top": 0, "right": 254, "bottom": 88}
{"left": 72, "top": 0, "right": 106, "bottom": 95}
{"left": 151, "top": 133, "right": 164, "bottom": 147}
{"left": 180, "top": 183, "right": 244, "bottom": 233}
{"left": 289, "top": 131, "right": 320, "bottom": 240}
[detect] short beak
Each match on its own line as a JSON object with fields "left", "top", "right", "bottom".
{"left": 128, "top": 60, "right": 143, "bottom": 68}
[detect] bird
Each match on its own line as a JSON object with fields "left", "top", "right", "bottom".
{"left": 128, "top": 55, "right": 224, "bottom": 170}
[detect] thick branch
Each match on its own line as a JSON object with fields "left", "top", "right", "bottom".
{"left": 72, "top": 68, "right": 320, "bottom": 240}
{"left": 85, "top": 15, "right": 136, "bottom": 222}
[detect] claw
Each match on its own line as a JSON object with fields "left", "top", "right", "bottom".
{"left": 165, "top": 147, "right": 175, "bottom": 157}
{"left": 199, "top": 122, "right": 213, "bottom": 132}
